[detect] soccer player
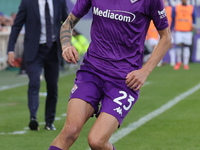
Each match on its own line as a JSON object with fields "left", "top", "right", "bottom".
{"left": 49, "top": 0, "right": 171, "bottom": 150}
{"left": 172, "top": 0, "right": 196, "bottom": 70}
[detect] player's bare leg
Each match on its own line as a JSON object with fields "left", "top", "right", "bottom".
{"left": 50, "top": 98, "right": 95, "bottom": 150}
{"left": 88, "top": 112, "right": 118, "bottom": 150}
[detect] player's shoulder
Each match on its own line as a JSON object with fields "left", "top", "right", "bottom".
{"left": 145, "top": 0, "right": 164, "bottom": 8}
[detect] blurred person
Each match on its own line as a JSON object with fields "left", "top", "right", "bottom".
{"left": 0, "top": 13, "right": 5, "bottom": 31}
{"left": 146, "top": 21, "right": 159, "bottom": 51}
{"left": 3, "top": 16, "right": 13, "bottom": 26}
{"left": 164, "top": 0, "right": 175, "bottom": 66}
{"left": 0, "top": 15, "right": 2, "bottom": 31}
{"left": 145, "top": 20, "right": 160, "bottom": 64}
{"left": 71, "top": 29, "right": 89, "bottom": 64}
{"left": 0, "top": 13, "right": 6, "bottom": 26}
{"left": 145, "top": 20, "right": 166, "bottom": 67}
{"left": 7, "top": 0, "right": 68, "bottom": 131}
{"left": 0, "top": 12, "right": 12, "bottom": 26}
{"left": 10, "top": 13, "right": 17, "bottom": 26}
{"left": 172, "top": 0, "right": 196, "bottom": 70}
{"left": 49, "top": 0, "right": 171, "bottom": 150}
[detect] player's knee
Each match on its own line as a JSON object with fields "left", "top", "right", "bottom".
{"left": 88, "top": 134, "right": 105, "bottom": 149}
{"left": 60, "top": 124, "right": 80, "bottom": 142}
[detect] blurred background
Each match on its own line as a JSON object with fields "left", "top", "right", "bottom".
{"left": 0, "top": 1, "right": 200, "bottom": 150}
{"left": 0, "top": 0, "right": 200, "bottom": 71}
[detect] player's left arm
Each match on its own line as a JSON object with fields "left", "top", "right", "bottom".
{"left": 126, "top": 27, "right": 171, "bottom": 91}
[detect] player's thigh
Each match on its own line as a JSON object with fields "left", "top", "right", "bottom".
{"left": 88, "top": 112, "right": 118, "bottom": 142}
{"left": 64, "top": 98, "right": 95, "bottom": 128}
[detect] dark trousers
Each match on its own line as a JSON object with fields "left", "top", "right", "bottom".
{"left": 26, "top": 42, "right": 59, "bottom": 123}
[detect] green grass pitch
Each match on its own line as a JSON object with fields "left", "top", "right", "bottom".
{"left": 0, "top": 63, "right": 200, "bottom": 150}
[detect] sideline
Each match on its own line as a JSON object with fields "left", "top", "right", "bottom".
{"left": 86, "top": 83, "right": 200, "bottom": 150}
{"left": 109, "top": 83, "right": 200, "bottom": 143}
{"left": 0, "top": 81, "right": 151, "bottom": 135}
{"left": 0, "top": 69, "right": 76, "bottom": 92}
{"left": 0, "top": 114, "right": 66, "bottom": 135}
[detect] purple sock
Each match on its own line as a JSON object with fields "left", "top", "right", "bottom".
{"left": 49, "top": 146, "right": 62, "bottom": 150}
{"left": 113, "top": 145, "right": 116, "bottom": 150}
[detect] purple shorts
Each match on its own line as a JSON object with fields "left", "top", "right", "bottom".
{"left": 69, "top": 63, "right": 140, "bottom": 126}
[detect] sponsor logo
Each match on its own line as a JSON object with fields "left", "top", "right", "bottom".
{"left": 158, "top": 8, "right": 167, "bottom": 19}
{"left": 71, "top": 84, "right": 78, "bottom": 93}
{"left": 93, "top": 7, "right": 135, "bottom": 22}
{"left": 113, "top": 107, "right": 123, "bottom": 116}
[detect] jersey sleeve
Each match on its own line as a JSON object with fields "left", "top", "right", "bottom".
{"left": 71, "top": 0, "right": 92, "bottom": 18}
{"left": 149, "top": 0, "right": 169, "bottom": 31}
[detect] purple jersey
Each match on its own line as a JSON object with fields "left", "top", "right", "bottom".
{"left": 72, "top": 0, "right": 169, "bottom": 79}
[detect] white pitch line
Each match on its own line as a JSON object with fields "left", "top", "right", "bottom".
{"left": 0, "top": 81, "right": 151, "bottom": 135}
{"left": 0, "top": 69, "right": 76, "bottom": 92}
{"left": 0, "top": 82, "right": 28, "bottom": 91}
{"left": 0, "top": 115, "right": 67, "bottom": 135}
{"left": 86, "top": 83, "right": 200, "bottom": 150}
{"left": 0, "top": 70, "right": 76, "bottom": 135}
{"left": 0, "top": 81, "right": 152, "bottom": 135}
{"left": 0, "top": 131, "right": 27, "bottom": 135}
{"left": 109, "top": 83, "right": 200, "bottom": 143}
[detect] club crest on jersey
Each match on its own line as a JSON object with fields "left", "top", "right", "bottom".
{"left": 130, "top": 0, "right": 139, "bottom": 4}
{"left": 71, "top": 84, "right": 78, "bottom": 94}
{"left": 93, "top": 7, "right": 136, "bottom": 23}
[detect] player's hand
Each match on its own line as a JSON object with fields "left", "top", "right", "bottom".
{"left": 62, "top": 46, "right": 79, "bottom": 64}
{"left": 125, "top": 68, "right": 149, "bottom": 91}
{"left": 8, "top": 52, "right": 15, "bottom": 67}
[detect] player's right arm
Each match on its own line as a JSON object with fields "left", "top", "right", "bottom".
{"left": 60, "top": 13, "right": 80, "bottom": 64}
{"left": 126, "top": 27, "right": 171, "bottom": 91}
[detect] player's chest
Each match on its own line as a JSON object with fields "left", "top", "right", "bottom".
{"left": 92, "top": 0, "right": 145, "bottom": 12}
{"left": 91, "top": 0, "right": 146, "bottom": 23}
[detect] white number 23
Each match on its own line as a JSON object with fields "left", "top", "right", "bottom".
{"left": 113, "top": 91, "right": 135, "bottom": 111}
